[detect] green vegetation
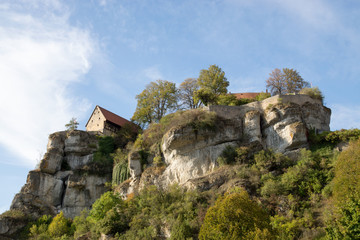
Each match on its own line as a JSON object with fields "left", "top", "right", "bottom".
{"left": 195, "top": 64, "right": 229, "bottom": 106}
{"left": 132, "top": 80, "right": 178, "bottom": 127}
{"left": 199, "top": 188, "right": 274, "bottom": 240}
{"left": 325, "top": 140, "right": 360, "bottom": 239}
{"left": 134, "top": 108, "right": 217, "bottom": 153}
{"left": 65, "top": 117, "right": 79, "bottom": 131}
{"left": 15, "top": 132, "right": 360, "bottom": 239}
{"left": 299, "top": 87, "right": 324, "bottom": 103}
{"left": 255, "top": 91, "right": 271, "bottom": 101}
{"left": 325, "top": 128, "right": 360, "bottom": 143}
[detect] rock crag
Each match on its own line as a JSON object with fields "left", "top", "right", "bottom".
{"left": 126, "top": 94, "right": 331, "bottom": 194}
{"left": 10, "top": 131, "right": 111, "bottom": 219}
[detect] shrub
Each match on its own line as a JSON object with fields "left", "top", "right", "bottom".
{"left": 216, "top": 145, "right": 237, "bottom": 166}
{"left": 0, "top": 209, "right": 28, "bottom": 220}
{"left": 134, "top": 109, "right": 218, "bottom": 151}
{"left": 325, "top": 128, "right": 360, "bottom": 143}
{"left": 332, "top": 139, "right": 360, "bottom": 205}
{"left": 299, "top": 87, "right": 324, "bottom": 103}
{"left": 255, "top": 92, "right": 271, "bottom": 101}
{"left": 199, "top": 189, "right": 274, "bottom": 240}
{"left": 88, "top": 191, "right": 123, "bottom": 222}
{"left": 47, "top": 212, "right": 72, "bottom": 238}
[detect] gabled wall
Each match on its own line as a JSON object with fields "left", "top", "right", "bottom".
{"left": 86, "top": 106, "right": 106, "bottom": 133}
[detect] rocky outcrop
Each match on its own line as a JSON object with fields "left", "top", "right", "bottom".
{"left": 127, "top": 94, "right": 331, "bottom": 193}
{"left": 10, "top": 130, "right": 111, "bottom": 219}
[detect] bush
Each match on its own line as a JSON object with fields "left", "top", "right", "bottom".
{"left": 299, "top": 87, "right": 324, "bottom": 103}
{"left": 47, "top": 212, "right": 72, "bottom": 238}
{"left": 325, "top": 128, "right": 360, "bottom": 143}
{"left": 134, "top": 109, "right": 218, "bottom": 151}
{"left": 255, "top": 92, "right": 271, "bottom": 101}
{"left": 216, "top": 145, "right": 237, "bottom": 166}
{"left": 199, "top": 189, "right": 274, "bottom": 240}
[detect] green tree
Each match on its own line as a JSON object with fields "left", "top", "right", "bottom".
{"left": 326, "top": 140, "right": 360, "bottom": 239}
{"left": 196, "top": 64, "right": 229, "bottom": 106}
{"left": 47, "top": 211, "right": 72, "bottom": 238}
{"left": 65, "top": 117, "right": 79, "bottom": 131}
{"left": 179, "top": 78, "right": 201, "bottom": 109}
{"left": 199, "top": 189, "right": 274, "bottom": 240}
{"left": 266, "top": 68, "right": 309, "bottom": 95}
{"left": 132, "top": 80, "right": 178, "bottom": 127}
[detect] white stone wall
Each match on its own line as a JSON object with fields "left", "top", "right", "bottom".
{"left": 86, "top": 106, "right": 106, "bottom": 133}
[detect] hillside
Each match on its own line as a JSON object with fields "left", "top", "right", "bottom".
{"left": 2, "top": 94, "right": 360, "bottom": 239}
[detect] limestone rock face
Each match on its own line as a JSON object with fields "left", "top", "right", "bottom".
{"left": 127, "top": 94, "right": 331, "bottom": 193}
{"left": 160, "top": 122, "right": 241, "bottom": 185}
{"left": 10, "top": 130, "right": 111, "bottom": 219}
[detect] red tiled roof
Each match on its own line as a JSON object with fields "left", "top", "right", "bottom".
{"left": 97, "top": 106, "right": 133, "bottom": 127}
{"left": 232, "top": 92, "right": 260, "bottom": 100}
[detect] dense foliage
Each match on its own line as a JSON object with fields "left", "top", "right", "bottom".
{"left": 199, "top": 189, "right": 274, "bottom": 239}
{"left": 132, "top": 80, "right": 178, "bottom": 127}
{"left": 195, "top": 64, "right": 229, "bottom": 106}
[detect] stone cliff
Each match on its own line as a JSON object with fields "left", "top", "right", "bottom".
{"left": 10, "top": 131, "right": 111, "bottom": 219}
{"left": 1, "top": 94, "right": 331, "bottom": 238}
{"left": 124, "top": 94, "right": 331, "bottom": 196}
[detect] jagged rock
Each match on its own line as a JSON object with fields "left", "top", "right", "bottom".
{"left": 10, "top": 130, "right": 111, "bottom": 219}
{"left": 39, "top": 148, "right": 63, "bottom": 174}
{"left": 126, "top": 94, "right": 331, "bottom": 194}
{"left": 128, "top": 151, "right": 142, "bottom": 178}
{"left": 0, "top": 215, "right": 28, "bottom": 238}
{"left": 160, "top": 120, "right": 242, "bottom": 185}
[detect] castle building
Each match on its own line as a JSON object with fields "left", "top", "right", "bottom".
{"left": 85, "top": 105, "right": 135, "bottom": 136}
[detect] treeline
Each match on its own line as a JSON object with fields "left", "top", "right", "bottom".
{"left": 131, "top": 65, "right": 321, "bottom": 128}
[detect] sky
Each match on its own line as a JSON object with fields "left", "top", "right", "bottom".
{"left": 0, "top": 0, "right": 359, "bottom": 213}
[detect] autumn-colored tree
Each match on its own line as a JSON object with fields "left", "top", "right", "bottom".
{"left": 195, "top": 64, "right": 229, "bottom": 106}
{"left": 131, "top": 80, "right": 178, "bottom": 127}
{"left": 198, "top": 189, "right": 274, "bottom": 240}
{"left": 266, "top": 68, "right": 285, "bottom": 95}
{"left": 283, "top": 68, "right": 310, "bottom": 93}
{"left": 179, "top": 78, "right": 201, "bottom": 109}
{"left": 266, "top": 68, "right": 309, "bottom": 95}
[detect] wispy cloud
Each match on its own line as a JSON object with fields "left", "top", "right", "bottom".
{"left": 0, "top": 1, "right": 95, "bottom": 167}
{"left": 330, "top": 104, "right": 360, "bottom": 131}
{"left": 143, "top": 66, "right": 164, "bottom": 81}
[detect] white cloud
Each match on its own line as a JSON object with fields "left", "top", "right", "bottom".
{"left": 0, "top": 2, "right": 95, "bottom": 167}
{"left": 143, "top": 66, "right": 164, "bottom": 81}
{"left": 273, "top": 0, "right": 337, "bottom": 30}
{"left": 330, "top": 104, "right": 360, "bottom": 131}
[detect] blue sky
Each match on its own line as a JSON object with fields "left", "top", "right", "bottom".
{"left": 0, "top": 0, "right": 359, "bottom": 213}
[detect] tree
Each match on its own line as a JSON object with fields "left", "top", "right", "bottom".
{"left": 266, "top": 68, "right": 285, "bottom": 95}
{"left": 326, "top": 140, "right": 360, "bottom": 239}
{"left": 178, "top": 78, "right": 201, "bottom": 109}
{"left": 196, "top": 64, "right": 229, "bottom": 106}
{"left": 65, "top": 117, "right": 79, "bottom": 131}
{"left": 199, "top": 189, "right": 274, "bottom": 240}
{"left": 47, "top": 211, "right": 72, "bottom": 238}
{"left": 131, "top": 80, "right": 178, "bottom": 127}
{"left": 283, "top": 68, "right": 310, "bottom": 93}
{"left": 266, "top": 68, "right": 309, "bottom": 95}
